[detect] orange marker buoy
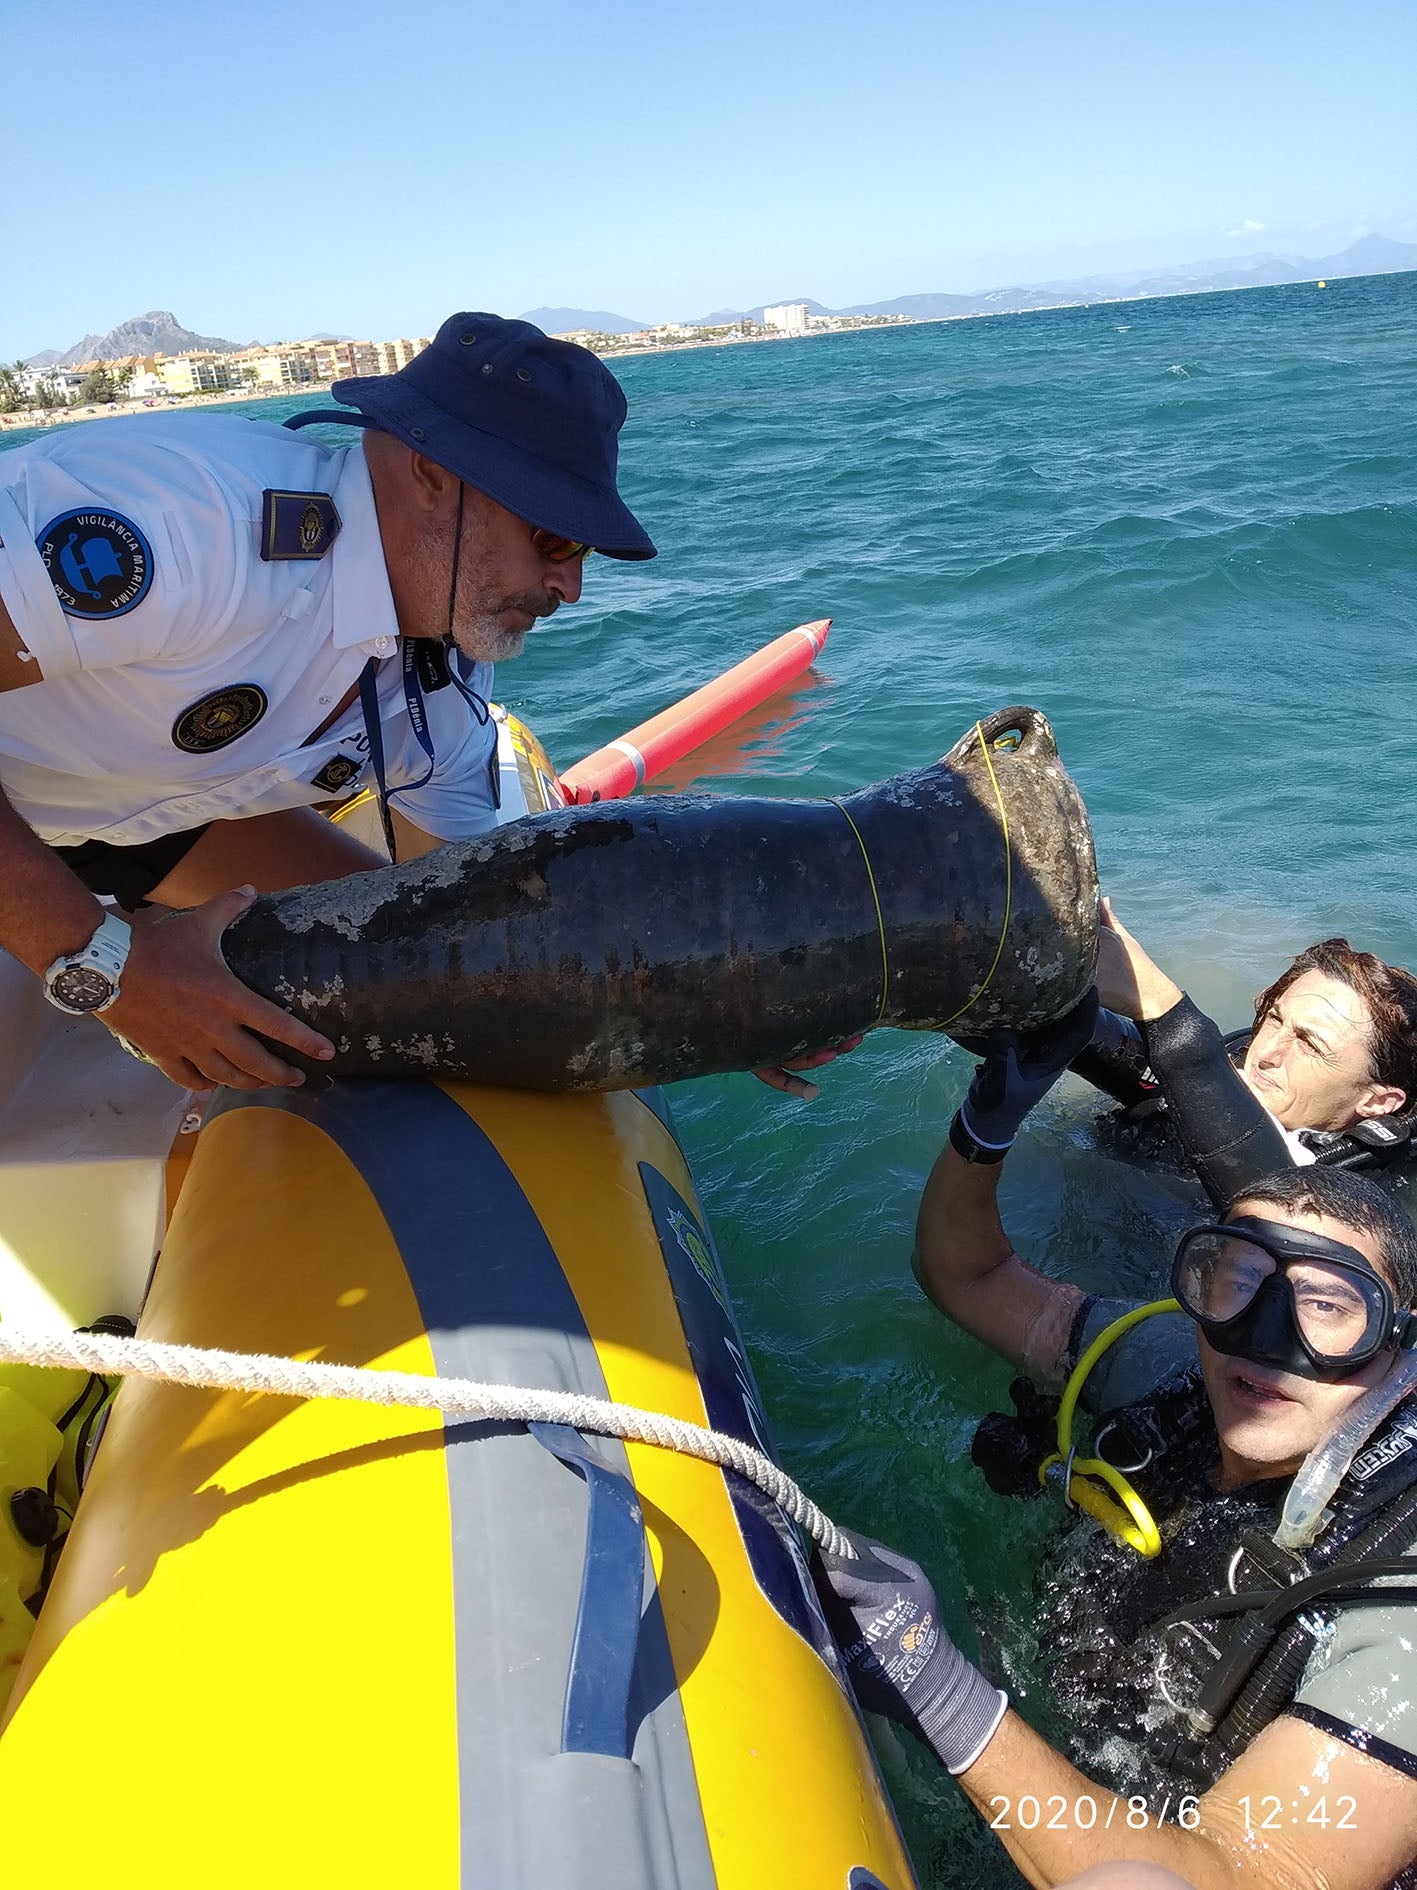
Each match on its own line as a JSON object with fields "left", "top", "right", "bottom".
{"left": 559, "top": 619, "right": 831, "bottom": 803}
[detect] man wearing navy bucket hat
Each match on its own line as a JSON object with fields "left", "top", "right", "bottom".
{"left": 329, "top": 312, "right": 656, "bottom": 575}
{"left": 0, "top": 314, "right": 655, "bottom": 1090}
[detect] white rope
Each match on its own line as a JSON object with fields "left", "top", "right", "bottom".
{"left": 0, "top": 1323, "right": 856, "bottom": 1561}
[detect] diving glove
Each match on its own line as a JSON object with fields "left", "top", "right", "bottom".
{"left": 950, "top": 989, "right": 1100, "bottom": 1161}
{"left": 818, "top": 1529, "right": 1007, "bottom": 1774}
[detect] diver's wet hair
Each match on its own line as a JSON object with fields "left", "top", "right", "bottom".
{"left": 1229, "top": 1165, "right": 1417, "bottom": 1310}
{"left": 1254, "top": 940, "right": 1417, "bottom": 1107}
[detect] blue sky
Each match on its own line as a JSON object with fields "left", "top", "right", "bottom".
{"left": 6, "top": 0, "right": 1414, "bottom": 357}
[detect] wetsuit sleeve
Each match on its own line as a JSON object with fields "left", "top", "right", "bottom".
{"left": 1062, "top": 1294, "right": 1197, "bottom": 1415}
{"left": 1289, "top": 1561, "right": 1417, "bottom": 1779}
{"left": 1141, "top": 994, "right": 1293, "bottom": 1212}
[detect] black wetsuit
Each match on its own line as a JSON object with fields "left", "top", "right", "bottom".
{"left": 985, "top": 1308, "right": 1417, "bottom": 1890}
{"left": 1075, "top": 994, "right": 1416, "bottom": 1213}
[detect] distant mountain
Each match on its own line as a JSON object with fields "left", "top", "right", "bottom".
{"left": 519, "top": 306, "right": 649, "bottom": 334}
{"left": 1310, "top": 232, "right": 1417, "bottom": 277}
{"left": 836, "top": 290, "right": 1004, "bottom": 320}
{"left": 25, "top": 310, "right": 244, "bottom": 369}
{"left": 684, "top": 298, "right": 833, "bottom": 325}
{"left": 834, "top": 235, "right": 1417, "bottom": 322}
{"left": 679, "top": 238, "right": 1417, "bottom": 331}
{"left": 25, "top": 239, "right": 1415, "bottom": 371}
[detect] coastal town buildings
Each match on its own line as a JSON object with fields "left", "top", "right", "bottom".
{"left": 4, "top": 310, "right": 917, "bottom": 427}
{"left": 143, "top": 337, "right": 432, "bottom": 397}
{"left": 4, "top": 335, "right": 433, "bottom": 417}
{"left": 14, "top": 366, "right": 87, "bottom": 403}
{"left": 763, "top": 302, "right": 810, "bottom": 335}
{"left": 550, "top": 307, "right": 914, "bottom": 357}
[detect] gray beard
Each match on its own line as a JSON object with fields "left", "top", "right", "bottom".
{"left": 451, "top": 613, "right": 531, "bottom": 664}
{"left": 451, "top": 591, "right": 557, "bottom": 664}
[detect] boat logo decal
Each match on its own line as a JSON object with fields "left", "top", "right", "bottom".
{"left": 666, "top": 1205, "right": 730, "bottom": 1314}
{"left": 640, "top": 1162, "right": 838, "bottom": 1664}
{"left": 172, "top": 683, "right": 269, "bottom": 753}
{"left": 37, "top": 509, "right": 153, "bottom": 619}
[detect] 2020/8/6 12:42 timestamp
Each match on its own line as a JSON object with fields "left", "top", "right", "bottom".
{"left": 1239, "top": 1795, "right": 1358, "bottom": 1831}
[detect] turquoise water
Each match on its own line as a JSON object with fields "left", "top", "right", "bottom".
{"left": 5, "top": 274, "right": 1416, "bottom": 1882}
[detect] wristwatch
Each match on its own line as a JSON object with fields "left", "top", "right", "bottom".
{"left": 42, "top": 912, "right": 132, "bottom": 1015}
{"left": 948, "top": 1108, "right": 1010, "bottom": 1165}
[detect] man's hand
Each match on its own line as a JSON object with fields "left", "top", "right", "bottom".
{"left": 754, "top": 1033, "right": 865, "bottom": 1101}
{"left": 818, "top": 1528, "right": 1007, "bottom": 1774}
{"left": 950, "top": 990, "right": 1100, "bottom": 1157}
{"left": 102, "top": 887, "right": 336, "bottom": 1091}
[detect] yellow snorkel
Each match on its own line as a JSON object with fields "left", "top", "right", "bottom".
{"left": 1039, "top": 1298, "right": 1181, "bottom": 1559}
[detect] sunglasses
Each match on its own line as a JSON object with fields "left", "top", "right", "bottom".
{"left": 1171, "top": 1215, "right": 1411, "bottom": 1380}
{"left": 530, "top": 527, "right": 594, "bottom": 564}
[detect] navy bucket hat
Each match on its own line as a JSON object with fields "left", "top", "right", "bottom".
{"left": 330, "top": 313, "right": 656, "bottom": 560}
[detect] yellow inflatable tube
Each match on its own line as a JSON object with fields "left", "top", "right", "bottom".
{"left": 0, "top": 1075, "right": 916, "bottom": 1890}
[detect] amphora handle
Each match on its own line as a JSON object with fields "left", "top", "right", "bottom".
{"left": 943, "top": 704, "right": 1059, "bottom": 770}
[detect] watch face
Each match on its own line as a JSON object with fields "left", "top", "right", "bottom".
{"left": 50, "top": 964, "right": 117, "bottom": 1013}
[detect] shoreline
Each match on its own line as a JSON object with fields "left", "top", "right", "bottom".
{"left": 0, "top": 378, "right": 336, "bottom": 433}
{"left": 2, "top": 268, "right": 1395, "bottom": 437}
{"left": 0, "top": 303, "right": 1121, "bottom": 433}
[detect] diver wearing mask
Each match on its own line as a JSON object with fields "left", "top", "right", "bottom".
{"left": 818, "top": 1004, "right": 1417, "bottom": 1890}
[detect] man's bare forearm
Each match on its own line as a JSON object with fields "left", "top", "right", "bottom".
{"left": 914, "top": 1145, "right": 1015, "bottom": 1296}
{"left": 959, "top": 1708, "right": 1415, "bottom": 1890}
{"left": 0, "top": 777, "right": 107, "bottom": 972}
{"left": 960, "top": 1714, "right": 1251, "bottom": 1890}
{"left": 912, "top": 1144, "right": 1082, "bottom": 1378}
{"left": 0, "top": 602, "right": 109, "bottom": 967}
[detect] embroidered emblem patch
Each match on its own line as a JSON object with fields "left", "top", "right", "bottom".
{"left": 37, "top": 509, "right": 153, "bottom": 619}
{"left": 311, "top": 754, "right": 363, "bottom": 795}
{"left": 172, "top": 684, "right": 268, "bottom": 753}
{"left": 260, "top": 490, "right": 342, "bottom": 561}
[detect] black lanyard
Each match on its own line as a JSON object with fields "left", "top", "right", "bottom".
{"left": 357, "top": 641, "right": 434, "bottom": 862}
{"left": 356, "top": 640, "right": 492, "bottom": 862}
{"left": 283, "top": 421, "right": 498, "bottom": 852}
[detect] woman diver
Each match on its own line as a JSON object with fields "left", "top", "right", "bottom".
{"left": 1078, "top": 908, "right": 1417, "bottom": 1200}
{"left": 819, "top": 998, "right": 1417, "bottom": 1890}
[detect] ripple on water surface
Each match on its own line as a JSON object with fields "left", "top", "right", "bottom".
{"left": 4, "top": 270, "right": 1415, "bottom": 1887}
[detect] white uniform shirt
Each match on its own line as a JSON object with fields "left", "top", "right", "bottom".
{"left": 1281, "top": 1120, "right": 1319, "bottom": 1166}
{"left": 0, "top": 414, "right": 498, "bottom": 847}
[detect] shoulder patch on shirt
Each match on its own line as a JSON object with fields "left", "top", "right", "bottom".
{"left": 172, "top": 684, "right": 268, "bottom": 753}
{"left": 37, "top": 509, "right": 153, "bottom": 619}
{"left": 260, "top": 490, "right": 342, "bottom": 561}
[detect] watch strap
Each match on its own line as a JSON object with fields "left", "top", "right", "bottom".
{"left": 42, "top": 911, "right": 132, "bottom": 1014}
{"left": 948, "top": 1108, "right": 1010, "bottom": 1165}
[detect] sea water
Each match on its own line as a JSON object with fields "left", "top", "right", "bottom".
{"left": 5, "top": 270, "right": 1415, "bottom": 1883}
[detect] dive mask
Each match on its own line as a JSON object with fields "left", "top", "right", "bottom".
{"left": 1171, "top": 1215, "right": 1416, "bottom": 1383}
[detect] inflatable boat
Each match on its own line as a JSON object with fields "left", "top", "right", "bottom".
{"left": 0, "top": 707, "right": 919, "bottom": 1888}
